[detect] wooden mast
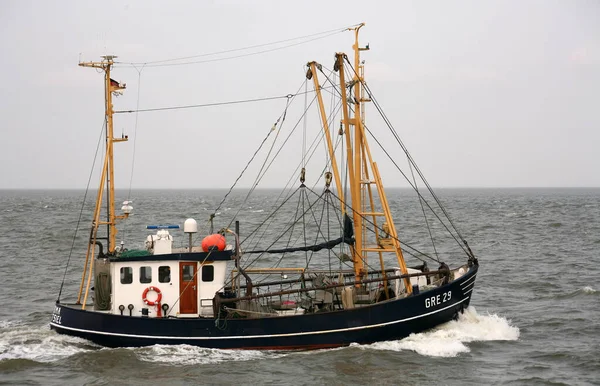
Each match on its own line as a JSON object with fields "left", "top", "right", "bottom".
{"left": 77, "top": 56, "right": 129, "bottom": 308}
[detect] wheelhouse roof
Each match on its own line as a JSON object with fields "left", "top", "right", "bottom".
{"left": 109, "top": 250, "right": 233, "bottom": 263}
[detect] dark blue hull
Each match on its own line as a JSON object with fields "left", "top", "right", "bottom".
{"left": 50, "top": 265, "right": 477, "bottom": 349}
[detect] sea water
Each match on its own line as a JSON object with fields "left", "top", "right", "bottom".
{"left": 0, "top": 188, "right": 598, "bottom": 385}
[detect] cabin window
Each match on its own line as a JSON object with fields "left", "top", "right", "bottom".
{"left": 158, "top": 266, "right": 171, "bottom": 283}
{"left": 140, "top": 266, "right": 152, "bottom": 283}
{"left": 202, "top": 265, "right": 214, "bottom": 282}
{"left": 120, "top": 267, "right": 133, "bottom": 284}
{"left": 182, "top": 265, "right": 194, "bottom": 281}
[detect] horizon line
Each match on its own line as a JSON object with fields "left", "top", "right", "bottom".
{"left": 1, "top": 186, "right": 600, "bottom": 190}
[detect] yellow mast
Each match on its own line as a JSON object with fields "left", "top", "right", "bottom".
{"left": 77, "top": 56, "right": 129, "bottom": 308}
{"left": 351, "top": 25, "right": 365, "bottom": 283}
{"left": 306, "top": 61, "right": 345, "bottom": 208}
{"left": 336, "top": 24, "right": 412, "bottom": 293}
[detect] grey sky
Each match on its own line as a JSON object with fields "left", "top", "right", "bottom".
{"left": 1, "top": 0, "right": 598, "bottom": 189}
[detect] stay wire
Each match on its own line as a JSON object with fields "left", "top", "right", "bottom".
{"left": 116, "top": 24, "right": 360, "bottom": 66}
{"left": 240, "top": 96, "right": 321, "bottom": 254}
{"left": 242, "top": 96, "right": 341, "bottom": 256}
{"left": 362, "top": 122, "right": 470, "bottom": 257}
{"left": 57, "top": 119, "right": 106, "bottom": 302}
{"left": 409, "top": 160, "right": 440, "bottom": 262}
{"left": 342, "top": 56, "right": 470, "bottom": 257}
{"left": 212, "top": 109, "right": 284, "bottom": 219}
{"left": 271, "top": 190, "right": 305, "bottom": 269}
{"left": 244, "top": 98, "right": 342, "bottom": 255}
{"left": 114, "top": 93, "right": 302, "bottom": 114}
{"left": 113, "top": 86, "right": 333, "bottom": 116}
{"left": 114, "top": 29, "right": 352, "bottom": 68}
{"left": 330, "top": 70, "right": 465, "bottom": 254}
{"left": 223, "top": 93, "right": 294, "bottom": 230}
{"left": 122, "top": 63, "right": 145, "bottom": 244}
{"left": 310, "top": 186, "right": 438, "bottom": 263}
{"left": 303, "top": 81, "right": 308, "bottom": 169}
{"left": 302, "top": 188, "right": 308, "bottom": 266}
{"left": 239, "top": 186, "right": 304, "bottom": 269}
{"left": 241, "top": 189, "right": 327, "bottom": 270}
{"left": 303, "top": 187, "right": 333, "bottom": 271}
{"left": 211, "top": 80, "right": 309, "bottom": 219}
{"left": 218, "top": 79, "right": 309, "bottom": 233}
{"left": 126, "top": 64, "right": 145, "bottom": 201}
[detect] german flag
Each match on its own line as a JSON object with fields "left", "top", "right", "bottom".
{"left": 110, "top": 78, "right": 126, "bottom": 92}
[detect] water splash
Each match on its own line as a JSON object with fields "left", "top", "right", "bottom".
{"left": 362, "top": 307, "right": 520, "bottom": 357}
{"left": 0, "top": 322, "right": 97, "bottom": 362}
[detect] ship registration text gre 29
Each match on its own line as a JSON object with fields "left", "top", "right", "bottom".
{"left": 425, "top": 291, "right": 452, "bottom": 308}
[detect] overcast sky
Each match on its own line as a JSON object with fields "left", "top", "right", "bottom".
{"left": 1, "top": 0, "right": 598, "bottom": 189}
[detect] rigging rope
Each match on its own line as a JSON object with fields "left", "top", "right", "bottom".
{"left": 343, "top": 56, "right": 469, "bottom": 246}
{"left": 361, "top": 122, "right": 470, "bottom": 257}
{"left": 122, "top": 64, "right": 146, "bottom": 245}
{"left": 218, "top": 82, "right": 306, "bottom": 233}
{"left": 57, "top": 119, "right": 106, "bottom": 302}
{"left": 240, "top": 96, "right": 321, "bottom": 255}
{"left": 239, "top": 186, "right": 304, "bottom": 269}
{"left": 242, "top": 98, "right": 342, "bottom": 254}
{"left": 126, "top": 64, "right": 145, "bottom": 201}
{"left": 114, "top": 26, "right": 358, "bottom": 68}
{"left": 117, "top": 24, "right": 360, "bottom": 66}
{"left": 408, "top": 161, "right": 440, "bottom": 262}
{"left": 235, "top": 74, "right": 344, "bottom": 265}
{"left": 114, "top": 93, "right": 304, "bottom": 114}
{"left": 211, "top": 82, "right": 309, "bottom": 221}
{"left": 310, "top": 186, "right": 439, "bottom": 263}
{"left": 212, "top": 115, "right": 281, "bottom": 219}
{"left": 339, "top": 56, "right": 470, "bottom": 257}
{"left": 222, "top": 94, "right": 294, "bottom": 231}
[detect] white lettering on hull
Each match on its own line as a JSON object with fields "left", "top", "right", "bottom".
{"left": 51, "top": 306, "right": 62, "bottom": 325}
{"left": 425, "top": 291, "right": 452, "bottom": 308}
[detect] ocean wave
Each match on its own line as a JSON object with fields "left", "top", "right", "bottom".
{"left": 580, "top": 286, "right": 596, "bottom": 294}
{"left": 554, "top": 286, "right": 597, "bottom": 299}
{"left": 360, "top": 306, "right": 520, "bottom": 358}
{"left": 133, "top": 344, "right": 280, "bottom": 365}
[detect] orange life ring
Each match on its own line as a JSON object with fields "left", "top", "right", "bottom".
{"left": 142, "top": 286, "right": 162, "bottom": 306}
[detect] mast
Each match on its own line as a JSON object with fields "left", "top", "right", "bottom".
{"left": 335, "top": 24, "right": 413, "bottom": 293}
{"left": 306, "top": 61, "right": 345, "bottom": 209}
{"left": 76, "top": 56, "right": 129, "bottom": 308}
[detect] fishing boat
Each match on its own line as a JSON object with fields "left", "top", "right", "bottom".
{"left": 50, "top": 24, "right": 479, "bottom": 349}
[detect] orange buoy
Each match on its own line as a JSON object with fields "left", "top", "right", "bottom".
{"left": 201, "top": 234, "right": 226, "bottom": 252}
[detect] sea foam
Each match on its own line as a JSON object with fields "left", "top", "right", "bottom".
{"left": 363, "top": 306, "right": 520, "bottom": 357}
{"left": 0, "top": 306, "right": 521, "bottom": 363}
{"left": 0, "top": 322, "right": 95, "bottom": 362}
{"left": 134, "top": 344, "right": 277, "bottom": 365}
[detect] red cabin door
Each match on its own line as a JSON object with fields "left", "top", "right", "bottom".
{"left": 179, "top": 262, "right": 198, "bottom": 314}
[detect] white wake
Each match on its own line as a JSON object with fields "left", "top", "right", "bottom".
{"left": 362, "top": 306, "right": 520, "bottom": 357}
{"left": 0, "top": 306, "right": 520, "bottom": 363}
{"left": 134, "top": 344, "right": 276, "bottom": 365}
{"left": 0, "top": 322, "right": 96, "bottom": 362}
